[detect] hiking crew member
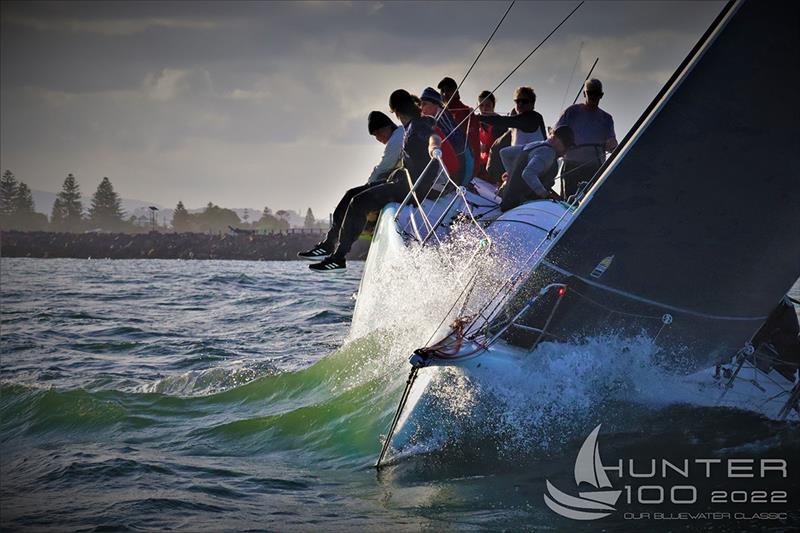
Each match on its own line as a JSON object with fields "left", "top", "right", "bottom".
{"left": 419, "top": 87, "right": 463, "bottom": 185}
{"left": 478, "top": 86, "right": 547, "bottom": 178}
{"left": 475, "top": 90, "right": 508, "bottom": 183}
{"left": 438, "top": 76, "right": 481, "bottom": 182}
{"left": 501, "top": 125, "right": 575, "bottom": 212}
{"left": 299, "top": 111, "right": 403, "bottom": 261}
{"left": 308, "top": 90, "right": 438, "bottom": 272}
{"left": 555, "top": 78, "right": 618, "bottom": 199}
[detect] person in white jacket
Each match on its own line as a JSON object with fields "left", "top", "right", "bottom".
{"left": 298, "top": 111, "right": 403, "bottom": 261}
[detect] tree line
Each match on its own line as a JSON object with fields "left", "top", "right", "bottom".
{"left": 1, "top": 171, "right": 134, "bottom": 232}
{"left": 0, "top": 170, "right": 321, "bottom": 234}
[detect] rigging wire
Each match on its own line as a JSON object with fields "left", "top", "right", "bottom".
{"left": 376, "top": 1, "right": 586, "bottom": 469}
{"left": 439, "top": 0, "right": 516, "bottom": 123}
{"left": 438, "top": 1, "right": 585, "bottom": 147}
{"left": 560, "top": 41, "right": 584, "bottom": 111}
{"left": 572, "top": 56, "right": 599, "bottom": 105}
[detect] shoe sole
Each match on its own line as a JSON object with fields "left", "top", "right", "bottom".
{"left": 298, "top": 255, "right": 330, "bottom": 262}
{"left": 309, "top": 265, "right": 347, "bottom": 273}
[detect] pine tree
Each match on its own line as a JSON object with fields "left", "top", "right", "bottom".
{"left": 14, "top": 182, "right": 35, "bottom": 213}
{"left": 56, "top": 173, "right": 84, "bottom": 232}
{"left": 88, "top": 177, "right": 125, "bottom": 231}
{"left": 304, "top": 207, "right": 316, "bottom": 229}
{"left": 51, "top": 197, "right": 66, "bottom": 227}
{"left": 172, "top": 201, "right": 192, "bottom": 232}
{"left": 0, "top": 170, "right": 18, "bottom": 217}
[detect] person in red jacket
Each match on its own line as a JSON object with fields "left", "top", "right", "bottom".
{"left": 438, "top": 77, "right": 481, "bottom": 183}
{"left": 475, "top": 90, "right": 508, "bottom": 183}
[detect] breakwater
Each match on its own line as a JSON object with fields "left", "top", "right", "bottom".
{"left": 0, "top": 230, "right": 369, "bottom": 260}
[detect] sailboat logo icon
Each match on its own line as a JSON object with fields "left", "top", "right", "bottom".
{"left": 544, "top": 424, "right": 622, "bottom": 520}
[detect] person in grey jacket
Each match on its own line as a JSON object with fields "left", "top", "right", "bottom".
{"left": 298, "top": 111, "right": 403, "bottom": 260}
{"left": 500, "top": 125, "right": 575, "bottom": 212}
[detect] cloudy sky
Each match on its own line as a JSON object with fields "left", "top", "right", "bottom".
{"left": 1, "top": 1, "right": 723, "bottom": 217}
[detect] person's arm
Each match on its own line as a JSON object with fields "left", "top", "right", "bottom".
{"left": 521, "top": 147, "right": 556, "bottom": 198}
{"left": 366, "top": 129, "right": 404, "bottom": 184}
{"left": 479, "top": 113, "right": 530, "bottom": 130}
{"left": 536, "top": 112, "right": 547, "bottom": 140}
{"left": 605, "top": 116, "right": 618, "bottom": 152}
{"left": 428, "top": 133, "right": 442, "bottom": 158}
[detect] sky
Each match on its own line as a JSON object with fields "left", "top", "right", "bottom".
{"left": 0, "top": 0, "right": 724, "bottom": 217}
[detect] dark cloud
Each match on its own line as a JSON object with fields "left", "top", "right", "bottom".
{"left": 0, "top": 0, "right": 724, "bottom": 215}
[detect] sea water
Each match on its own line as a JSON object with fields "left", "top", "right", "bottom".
{"left": 1, "top": 258, "right": 798, "bottom": 531}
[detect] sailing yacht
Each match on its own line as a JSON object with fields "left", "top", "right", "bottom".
{"left": 358, "top": 0, "right": 800, "bottom": 466}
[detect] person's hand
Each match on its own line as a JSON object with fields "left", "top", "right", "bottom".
{"left": 429, "top": 147, "right": 442, "bottom": 159}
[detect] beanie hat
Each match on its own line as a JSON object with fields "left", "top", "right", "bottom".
{"left": 420, "top": 87, "right": 443, "bottom": 106}
{"left": 367, "top": 111, "right": 395, "bottom": 134}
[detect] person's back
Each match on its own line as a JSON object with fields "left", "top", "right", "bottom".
{"left": 558, "top": 103, "right": 614, "bottom": 163}
{"left": 555, "top": 79, "right": 617, "bottom": 198}
{"left": 500, "top": 126, "right": 574, "bottom": 212}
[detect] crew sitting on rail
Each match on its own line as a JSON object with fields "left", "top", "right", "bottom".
{"left": 555, "top": 78, "right": 618, "bottom": 199}
{"left": 308, "top": 90, "right": 440, "bottom": 272}
{"left": 477, "top": 86, "right": 548, "bottom": 180}
{"left": 299, "top": 111, "right": 404, "bottom": 262}
{"left": 437, "top": 76, "right": 481, "bottom": 183}
{"left": 475, "top": 90, "right": 508, "bottom": 184}
{"left": 418, "top": 88, "right": 462, "bottom": 187}
{"left": 500, "top": 125, "right": 575, "bottom": 212}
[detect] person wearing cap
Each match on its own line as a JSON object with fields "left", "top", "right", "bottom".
{"left": 298, "top": 111, "right": 403, "bottom": 262}
{"left": 438, "top": 76, "right": 482, "bottom": 180}
{"left": 500, "top": 125, "right": 575, "bottom": 212}
{"left": 419, "top": 87, "right": 464, "bottom": 184}
{"left": 419, "top": 87, "right": 467, "bottom": 159}
{"left": 555, "top": 78, "right": 618, "bottom": 198}
{"left": 308, "top": 90, "right": 440, "bottom": 272}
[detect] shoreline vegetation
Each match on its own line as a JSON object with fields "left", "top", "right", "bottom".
{"left": 0, "top": 230, "right": 369, "bottom": 261}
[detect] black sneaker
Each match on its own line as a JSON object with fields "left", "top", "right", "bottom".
{"left": 309, "top": 256, "right": 346, "bottom": 272}
{"left": 298, "top": 245, "right": 331, "bottom": 261}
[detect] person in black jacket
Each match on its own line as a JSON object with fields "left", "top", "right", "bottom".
{"left": 309, "top": 90, "right": 439, "bottom": 272}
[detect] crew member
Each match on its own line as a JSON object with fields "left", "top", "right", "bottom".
{"left": 308, "top": 90, "right": 438, "bottom": 272}
{"left": 438, "top": 76, "right": 481, "bottom": 182}
{"left": 501, "top": 125, "right": 575, "bottom": 212}
{"left": 298, "top": 111, "right": 403, "bottom": 261}
{"left": 555, "top": 78, "right": 617, "bottom": 199}
{"left": 478, "top": 86, "right": 548, "bottom": 178}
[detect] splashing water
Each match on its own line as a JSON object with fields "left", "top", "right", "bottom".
{"left": 1, "top": 257, "right": 798, "bottom": 531}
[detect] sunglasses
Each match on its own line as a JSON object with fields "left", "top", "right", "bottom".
{"left": 514, "top": 98, "right": 531, "bottom": 104}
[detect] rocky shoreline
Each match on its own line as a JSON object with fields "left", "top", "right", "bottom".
{"left": 0, "top": 230, "right": 370, "bottom": 261}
